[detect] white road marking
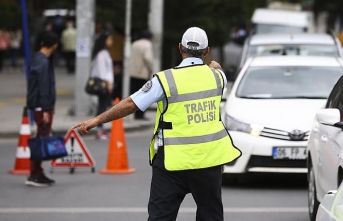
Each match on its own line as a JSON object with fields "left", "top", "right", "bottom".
{"left": 0, "top": 207, "right": 307, "bottom": 214}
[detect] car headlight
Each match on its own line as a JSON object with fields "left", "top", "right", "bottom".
{"left": 224, "top": 115, "right": 264, "bottom": 136}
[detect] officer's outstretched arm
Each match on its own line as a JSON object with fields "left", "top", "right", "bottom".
{"left": 73, "top": 97, "right": 139, "bottom": 134}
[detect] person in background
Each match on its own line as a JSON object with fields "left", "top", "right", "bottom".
{"left": 108, "top": 26, "right": 124, "bottom": 101}
{"left": 61, "top": 20, "right": 76, "bottom": 74}
{"left": 129, "top": 30, "right": 154, "bottom": 120}
{"left": 9, "top": 28, "right": 22, "bottom": 70}
{"left": 26, "top": 32, "right": 59, "bottom": 187}
{"left": 34, "top": 21, "right": 53, "bottom": 52}
{"left": 0, "top": 29, "right": 10, "bottom": 73}
{"left": 94, "top": 23, "right": 103, "bottom": 41}
{"left": 103, "top": 22, "right": 113, "bottom": 35}
{"left": 90, "top": 34, "right": 114, "bottom": 140}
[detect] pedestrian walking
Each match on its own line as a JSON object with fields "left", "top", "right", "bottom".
{"left": 73, "top": 27, "right": 242, "bottom": 220}
{"left": 90, "top": 34, "right": 114, "bottom": 140}
{"left": 108, "top": 26, "right": 124, "bottom": 101}
{"left": 129, "top": 30, "right": 154, "bottom": 120}
{"left": 0, "top": 29, "right": 10, "bottom": 72}
{"left": 9, "top": 28, "right": 22, "bottom": 69}
{"left": 25, "top": 32, "right": 59, "bottom": 187}
{"left": 61, "top": 20, "right": 76, "bottom": 73}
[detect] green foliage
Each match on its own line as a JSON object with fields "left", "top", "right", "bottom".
{"left": 95, "top": 0, "right": 149, "bottom": 34}
{"left": 0, "top": 1, "right": 21, "bottom": 30}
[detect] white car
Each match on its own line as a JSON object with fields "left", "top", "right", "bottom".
{"left": 222, "top": 56, "right": 343, "bottom": 185}
{"left": 307, "top": 80, "right": 343, "bottom": 220}
{"left": 238, "top": 33, "right": 343, "bottom": 69}
{"left": 316, "top": 181, "right": 343, "bottom": 221}
{"left": 251, "top": 8, "right": 312, "bottom": 34}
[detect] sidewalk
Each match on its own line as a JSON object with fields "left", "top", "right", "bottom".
{"left": 0, "top": 64, "right": 155, "bottom": 138}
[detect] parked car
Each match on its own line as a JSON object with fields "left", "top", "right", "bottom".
{"left": 307, "top": 76, "right": 343, "bottom": 220}
{"left": 251, "top": 8, "right": 312, "bottom": 34}
{"left": 316, "top": 181, "right": 343, "bottom": 221}
{"left": 222, "top": 56, "right": 343, "bottom": 185}
{"left": 238, "top": 33, "right": 343, "bottom": 69}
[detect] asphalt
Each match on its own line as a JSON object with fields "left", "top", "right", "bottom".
{"left": 0, "top": 61, "right": 156, "bottom": 138}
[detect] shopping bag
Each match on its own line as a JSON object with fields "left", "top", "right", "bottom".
{"left": 29, "top": 135, "right": 68, "bottom": 161}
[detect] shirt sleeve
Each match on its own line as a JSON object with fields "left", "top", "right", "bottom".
{"left": 217, "top": 69, "right": 227, "bottom": 88}
{"left": 143, "top": 44, "right": 154, "bottom": 75}
{"left": 130, "top": 76, "right": 164, "bottom": 111}
{"left": 96, "top": 51, "right": 113, "bottom": 83}
{"left": 36, "top": 61, "right": 52, "bottom": 111}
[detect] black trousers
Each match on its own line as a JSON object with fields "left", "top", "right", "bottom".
{"left": 64, "top": 51, "right": 75, "bottom": 73}
{"left": 96, "top": 92, "right": 111, "bottom": 128}
{"left": 148, "top": 146, "right": 224, "bottom": 221}
{"left": 130, "top": 77, "right": 147, "bottom": 119}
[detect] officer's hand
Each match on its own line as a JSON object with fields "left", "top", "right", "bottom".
{"left": 72, "top": 118, "right": 99, "bottom": 134}
{"left": 209, "top": 60, "right": 223, "bottom": 70}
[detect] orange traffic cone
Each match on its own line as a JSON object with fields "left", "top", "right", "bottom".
{"left": 9, "top": 107, "right": 31, "bottom": 175}
{"left": 100, "top": 98, "right": 136, "bottom": 174}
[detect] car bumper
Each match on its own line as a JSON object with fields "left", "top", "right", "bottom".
{"left": 224, "top": 131, "right": 308, "bottom": 174}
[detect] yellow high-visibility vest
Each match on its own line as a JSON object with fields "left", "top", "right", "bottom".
{"left": 149, "top": 65, "right": 241, "bottom": 171}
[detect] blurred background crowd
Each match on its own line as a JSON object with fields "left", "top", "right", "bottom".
{"left": 1, "top": 0, "right": 343, "bottom": 75}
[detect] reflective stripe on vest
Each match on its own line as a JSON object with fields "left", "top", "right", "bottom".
{"left": 164, "top": 128, "right": 227, "bottom": 145}
{"left": 166, "top": 69, "right": 222, "bottom": 104}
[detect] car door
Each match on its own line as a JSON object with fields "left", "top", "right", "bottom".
{"left": 318, "top": 77, "right": 343, "bottom": 193}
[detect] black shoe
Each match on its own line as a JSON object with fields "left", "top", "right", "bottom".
{"left": 25, "top": 175, "right": 54, "bottom": 187}
{"left": 41, "top": 174, "right": 55, "bottom": 184}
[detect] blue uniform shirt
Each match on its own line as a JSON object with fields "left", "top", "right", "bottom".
{"left": 130, "top": 57, "right": 227, "bottom": 149}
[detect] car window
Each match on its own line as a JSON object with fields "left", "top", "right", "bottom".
{"left": 326, "top": 76, "right": 343, "bottom": 120}
{"left": 326, "top": 76, "right": 343, "bottom": 108}
{"left": 247, "top": 45, "right": 339, "bottom": 59}
{"left": 255, "top": 24, "right": 305, "bottom": 34}
{"left": 236, "top": 66, "right": 343, "bottom": 99}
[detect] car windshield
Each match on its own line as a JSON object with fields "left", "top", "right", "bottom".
{"left": 247, "top": 45, "right": 339, "bottom": 59}
{"left": 236, "top": 66, "right": 343, "bottom": 99}
{"left": 255, "top": 24, "right": 305, "bottom": 34}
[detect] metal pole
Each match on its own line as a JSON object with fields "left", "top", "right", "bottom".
{"left": 122, "top": 0, "right": 132, "bottom": 100}
{"left": 148, "top": 0, "right": 164, "bottom": 73}
{"left": 19, "top": 0, "right": 34, "bottom": 125}
{"left": 74, "top": 0, "right": 95, "bottom": 116}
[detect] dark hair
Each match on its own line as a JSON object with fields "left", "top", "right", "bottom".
{"left": 141, "top": 29, "right": 153, "bottom": 39}
{"left": 41, "top": 32, "right": 59, "bottom": 48}
{"left": 181, "top": 42, "right": 206, "bottom": 58}
{"left": 91, "top": 34, "right": 109, "bottom": 60}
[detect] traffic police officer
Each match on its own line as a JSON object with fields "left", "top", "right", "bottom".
{"left": 74, "top": 27, "right": 242, "bottom": 221}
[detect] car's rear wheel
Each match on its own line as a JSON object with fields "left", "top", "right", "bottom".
{"left": 308, "top": 162, "right": 320, "bottom": 221}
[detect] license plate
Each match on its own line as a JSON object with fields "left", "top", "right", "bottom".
{"left": 272, "top": 147, "right": 307, "bottom": 160}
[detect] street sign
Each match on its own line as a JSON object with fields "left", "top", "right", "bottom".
{"left": 50, "top": 129, "right": 95, "bottom": 174}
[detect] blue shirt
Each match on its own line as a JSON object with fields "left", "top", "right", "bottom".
{"left": 130, "top": 57, "right": 227, "bottom": 111}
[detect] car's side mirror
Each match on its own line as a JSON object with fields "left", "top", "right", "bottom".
{"left": 316, "top": 108, "right": 343, "bottom": 129}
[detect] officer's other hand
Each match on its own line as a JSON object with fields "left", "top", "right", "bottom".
{"left": 72, "top": 118, "right": 99, "bottom": 135}
{"left": 209, "top": 60, "right": 222, "bottom": 70}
